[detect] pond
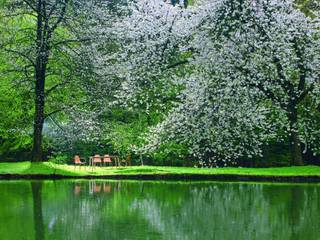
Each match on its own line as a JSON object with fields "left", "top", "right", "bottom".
{"left": 0, "top": 180, "right": 319, "bottom": 240}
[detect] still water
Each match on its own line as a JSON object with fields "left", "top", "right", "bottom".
{"left": 0, "top": 180, "right": 319, "bottom": 240}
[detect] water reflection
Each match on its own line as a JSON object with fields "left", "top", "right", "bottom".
{"left": 0, "top": 181, "right": 319, "bottom": 240}
{"left": 31, "top": 182, "right": 44, "bottom": 240}
{"left": 74, "top": 185, "right": 81, "bottom": 195}
{"left": 73, "top": 183, "right": 113, "bottom": 195}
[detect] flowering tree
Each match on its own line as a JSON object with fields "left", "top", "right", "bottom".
{"left": 114, "top": 1, "right": 188, "bottom": 111}
{"left": 195, "top": 0, "right": 320, "bottom": 165}
{"left": 140, "top": 74, "right": 278, "bottom": 166}
{"left": 90, "top": 0, "right": 265, "bottom": 166}
{"left": 84, "top": 0, "right": 194, "bottom": 158}
{"left": 90, "top": 0, "right": 320, "bottom": 166}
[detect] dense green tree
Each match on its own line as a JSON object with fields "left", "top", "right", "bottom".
{"left": 0, "top": 0, "right": 95, "bottom": 161}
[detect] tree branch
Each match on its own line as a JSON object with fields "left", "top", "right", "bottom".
{"left": 47, "top": 0, "right": 68, "bottom": 38}
{"left": 272, "top": 56, "right": 294, "bottom": 95}
{"left": 167, "top": 59, "right": 189, "bottom": 69}
{"left": 22, "top": 0, "right": 37, "bottom": 12}
{"left": 52, "top": 37, "right": 91, "bottom": 47}
{"left": 45, "top": 79, "right": 72, "bottom": 96}
{"left": 45, "top": 107, "right": 67, "bottom": 119}
{"left": 4, "top": 48, "right": 36, "bottom": 66}
{"left": 293, "top": 38, "right": 308, "bottom": 94}
{"left": 298, "top": 84, "right": 314, "bottom": 103}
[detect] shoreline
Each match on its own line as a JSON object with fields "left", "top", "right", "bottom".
{"left": 1, "top": 162, "right": 320, "bottom": 182}
{"left": 1, "top": 173, "right": 320, "bottom": 182}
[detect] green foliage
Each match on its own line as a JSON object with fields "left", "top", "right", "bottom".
{"left": 107, "top": 109, "right": 148, "bottom": 159}
{"left": 150, "top": 142, "right": 192, "bottom": 166}
{"left": 295, "top": 0, "right": 319, "bottom": 16}
{"left": 0, "top": 136, "right": 32, "bottom": 162}
{"left": 0, "top": 44, "right": 33, "bottom": 161}
{"left": 48, "top": 154, "right": 69, "bottom": 164}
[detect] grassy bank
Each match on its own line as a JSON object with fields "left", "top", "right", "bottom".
{"left": 0, "top": 162, "right": 320, "bottom": 180}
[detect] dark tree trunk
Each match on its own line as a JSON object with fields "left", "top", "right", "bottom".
{"left": 32, "top": 70, "right": 46, "bottom": 162}
{"left": 31, "top": 182, "right": 45, "bottom": 240}
{"left": 289, "top": 130, "right": 303, "bottom": 166}
{"left": 287, "top": 103, "right": 303, "bottom": 166}
{"left": 32, "top": 0, "right": 47, "bottom": 162}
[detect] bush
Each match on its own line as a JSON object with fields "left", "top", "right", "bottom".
{"left": 49, "top": 154, "right": 70, "bottom": 164}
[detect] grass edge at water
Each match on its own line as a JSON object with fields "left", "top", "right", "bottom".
{"left": 0, "top": 162, "right": 320, "bottom": 177}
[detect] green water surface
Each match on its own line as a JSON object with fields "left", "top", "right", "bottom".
{"left": 0, "top": 180, "right": 319, "bottom": 240}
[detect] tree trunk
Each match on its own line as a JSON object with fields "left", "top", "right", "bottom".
{"left": 289, "top": 129, "right": 303, "bottom": 166}
{"left": 31, "top": 0, "right": 47, "bottom": 162}
{"left": 32, "top": 73, "right": 45, "bottom": 162}
{"left": 287, "top": 104, "right": 303, "bottom": 166}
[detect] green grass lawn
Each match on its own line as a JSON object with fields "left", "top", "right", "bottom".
{"left": 0, "top": 161, "right": 320, "bottom": 177}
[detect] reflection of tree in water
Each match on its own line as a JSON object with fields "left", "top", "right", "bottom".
{"left": 257, "top": 184, "right": 320, "bottom": 240}
{"left": 0, "top": 181, "right": 34, "bottom": 239}
{"left": 130, "top": 183, "right": 320, "bottom": 240}
{"left": 31, "top": 181, "right": 45, "bottom": 240}
{"left": 41, "top": 181, "right": 163, "bottom": 240}
{"left": 1, "top": 181, "right": 320, "bottom": 240}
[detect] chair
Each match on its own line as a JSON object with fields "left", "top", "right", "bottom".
{"left": 74, "top": 155, "right": 85, "bottom": 169}
{"left": 92, "top": 154, "right": 102, "bottom": 166}
{"left": 103, "top": 154, "right": 112, "bottom": 166}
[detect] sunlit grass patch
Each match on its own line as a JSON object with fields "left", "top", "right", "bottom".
{"left": 0, "top": 162, "right": 320, "bottom": 178}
